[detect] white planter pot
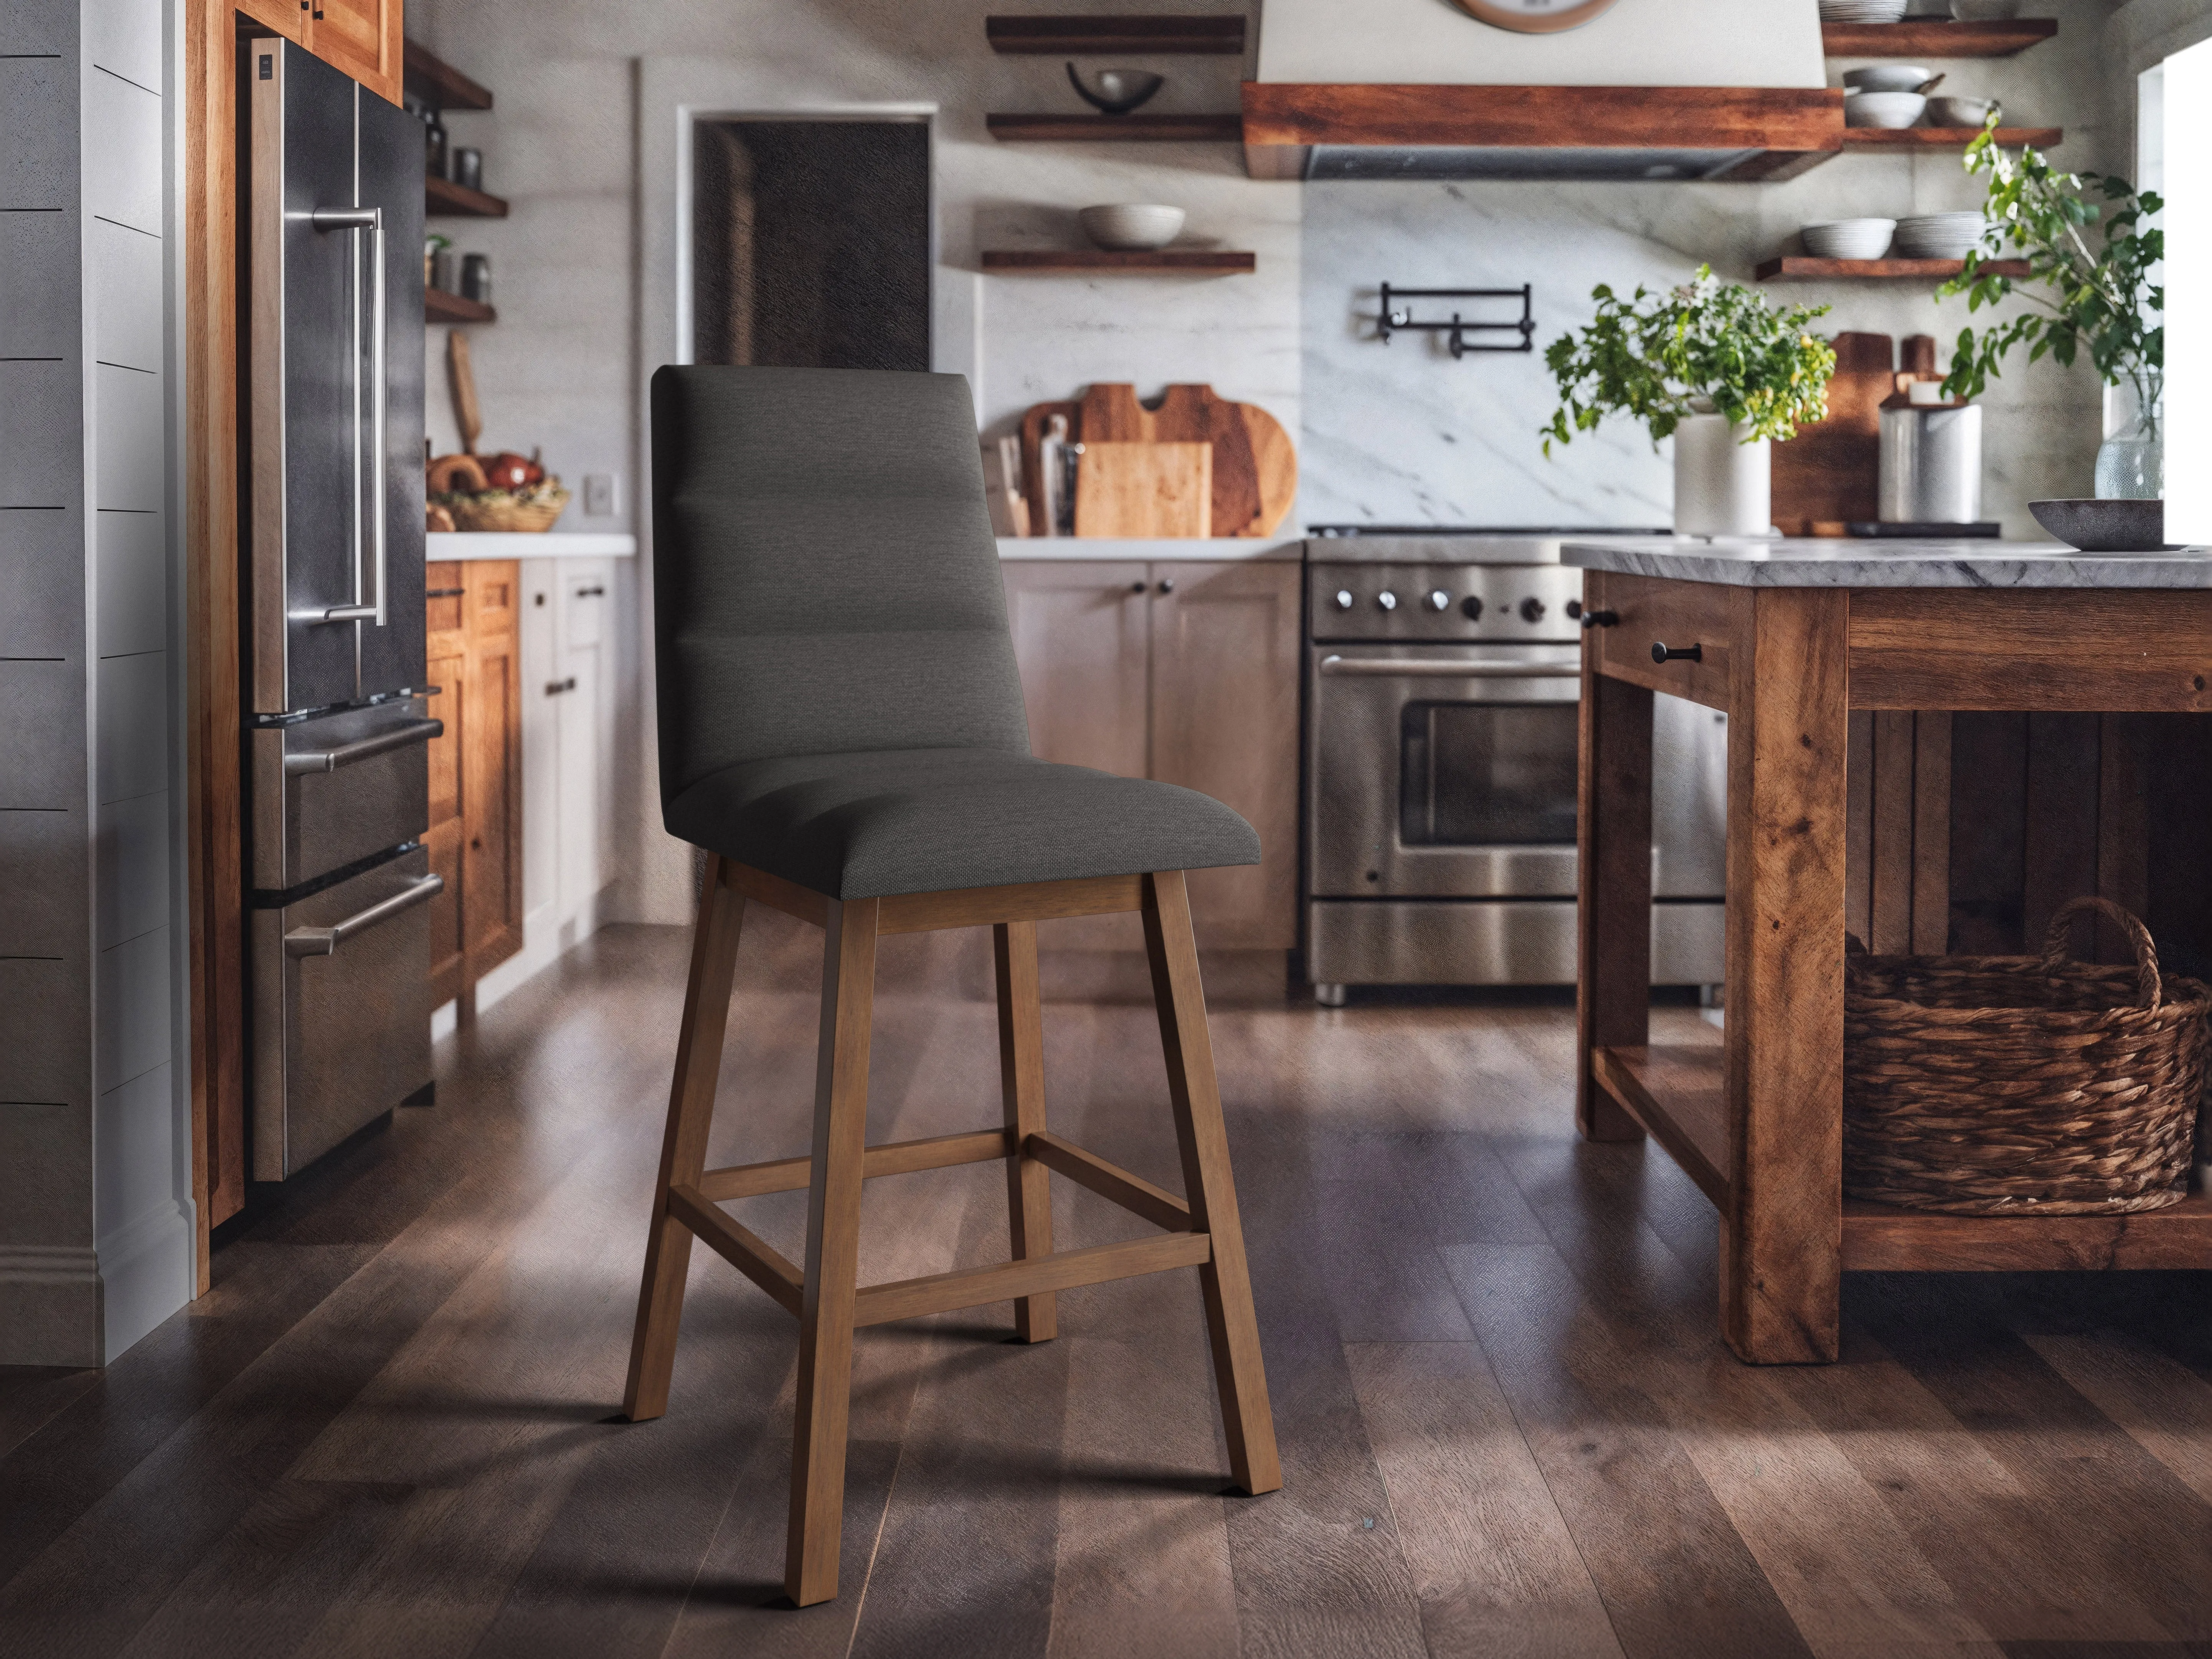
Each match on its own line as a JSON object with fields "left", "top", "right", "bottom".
{"left": 1673, "top": 412, "right": 1772, "bottom": 538}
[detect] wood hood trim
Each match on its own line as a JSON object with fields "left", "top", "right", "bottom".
{"left": 1240, "top": 82, "right": 1846, "bottom": 178}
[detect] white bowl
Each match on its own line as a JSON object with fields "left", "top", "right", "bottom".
{"left": 1845, "top": 91, "right": 1926, "bottom": 128}
{"left": 1926, "top": 95, "right": 1997, "bottom": 127}
{"left": 1078, "top": 203, "right": 1185, "bottom": 252}
{"left": 1802, "top": 218, "right": 1897, "bottom": 260}
{"left": 1893, "top": 210, "right": 1986, "bottom": 258}
{"left": 1844, "top": 65, "right": 1933, "bottom": 94}
{"left": 1950, "top": 0, "right": 2022, "bottom": 18}
{"left": 1820, "top": 0, "right": 1908, "bottom": 20}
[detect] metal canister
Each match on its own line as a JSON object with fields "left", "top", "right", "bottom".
{"left": 1879, "top": 402, "right": 1983, "bottom": 524}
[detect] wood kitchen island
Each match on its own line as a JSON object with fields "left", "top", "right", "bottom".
{"left": 1567, "top": 536, "right": 2212, "bottom": 1364}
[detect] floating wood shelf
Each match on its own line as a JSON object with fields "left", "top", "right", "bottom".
{"left": 1841, "top": 125, "right": 2062, "bottom": 150}
{"left": 402, "top": 40, "right": 492, "bottom": 110}
{"left": 426, "top": 175, "right": 509, "bottom": 218}
{"left": 985, "top": 14, "right": 1245, "bottom": 54}
{"left": 987, "top": 112, "right": 1244, "bottom": 142}
{"left": 982, "top": 249, "right": 1254, "bottom": 274}
{"left": 1757, "top": 256, "right": 2030, "bottom": 281}
{"left": 1822, "top": 18, "right": 2057, "bottom": 58}
{"left": 426, "top": 289, "right": 496, "bottom": 324}
{"left": 1593, "top": 1041, "right": 2212, "bottom": 1273}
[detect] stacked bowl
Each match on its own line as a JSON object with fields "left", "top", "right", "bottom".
{"left": 1803, "top": 219, "right": 1897, "bottom": 260}
{"left": 1894, "top": 211, "right": 1986, "bottom": 259}
{"left": 1819, "top": 0, "right": 1910, "bottom": 19}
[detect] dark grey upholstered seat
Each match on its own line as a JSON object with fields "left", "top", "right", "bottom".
{"left": 651, "top": 365, "right": 1260, "bottom": 901}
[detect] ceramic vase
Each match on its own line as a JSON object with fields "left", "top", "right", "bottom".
{"left": 1673, "top": 410, "right": 1771, "bottom": 538}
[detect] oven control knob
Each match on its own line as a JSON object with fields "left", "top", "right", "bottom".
{"left": 1519, "top": 597, "right": 1547, "bottom": 623}
{"left": 1459, "top": 596, "right": 1484, "bottom": 621}
{"left": 1425, "top": 589, "right": 1451, "bottom": 612}
{"left": 1377, "top": 591, "right": 1398, "bottom": 611}
{"left": 1334, "top": 589, "right": 1354, "bottom": 611}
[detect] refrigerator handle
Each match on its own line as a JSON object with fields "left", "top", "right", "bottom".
{"left": 284, "top": 872, "right": 444, "bottom": 957}
{"left": 310, "top": 204, "right": 387, "bottom": 628}
{"left": 282, "top": 715, "right": 442, "bottom": 775}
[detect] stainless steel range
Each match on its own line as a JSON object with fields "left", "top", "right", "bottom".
{"left": 1303, "top": 531, "right": 1725, "bottom": 1002}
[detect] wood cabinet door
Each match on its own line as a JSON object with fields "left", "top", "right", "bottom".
{"left": 1000, "top": 561, "right": 1150, "bottom": 778}
{"left": 306, "top": 0, "right": 402, "bottom": 105}
{"left": 423, "top": 576, "right": 468, "bottom": 1006}
{"left": 1149, "top": 561, "right": 1302, "bottom": 948}
{"left": 236, "top": 0, "right": 308, "bottom": 45}
{"left": 462, "top": 561, "right": 523, "bottom": 982}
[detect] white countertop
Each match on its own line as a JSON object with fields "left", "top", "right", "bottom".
{"left": 1562, "top": 536, "right": 2212, "bottom": 589}
{"left": 997, "top": 537, "right": 1303, "bottom": 563}
{"left": 428, "top": 531, "right": 637, "bottom": 561}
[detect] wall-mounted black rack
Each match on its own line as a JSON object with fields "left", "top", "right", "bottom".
{"left": 1377, "top": 284, "right": 1535, "bottom": 357}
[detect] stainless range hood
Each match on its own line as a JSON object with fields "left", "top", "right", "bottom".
{"left": 1244, "top": 0, "right": 1843, "bottom": 183}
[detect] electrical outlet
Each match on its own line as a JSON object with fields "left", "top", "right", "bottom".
{"left": 583, "top": 472, "right": 618, "bottom": 517}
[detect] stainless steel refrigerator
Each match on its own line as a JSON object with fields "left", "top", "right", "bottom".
{"left": 245, "top": 38, "right": 436, "bottom": 1180}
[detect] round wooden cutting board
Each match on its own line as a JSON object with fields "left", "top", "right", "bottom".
{"left": 1017, "top": 384, "right": 1298, "bottom": 539}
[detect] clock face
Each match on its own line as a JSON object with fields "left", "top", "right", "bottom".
{"left": 1451, "top": 0, "right": 1624, "bottom": 32}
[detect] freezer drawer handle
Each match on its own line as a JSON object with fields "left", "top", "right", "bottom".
{"left": 310, "top": 204, "right": 388, "bottom": 629}
{"left": 283, "top": 715, "right": 443, "bottom": 775}
{"left": 285, "top": 873, "right": 444, "bottom": 957}
{"left": 1318, "top": 655, "right": 1579, "bottom": 680}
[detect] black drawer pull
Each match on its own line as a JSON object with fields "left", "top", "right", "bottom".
{"left": 545, "top": 676, "right": 577, "bottom": 696}
{"left": 426, "top": 587, "right": 464, "bottom": 598}
{"left": 1580, "top": 609, "right": 1618, "bottom": 630}
{"left": 575, "top": 584, "right": 605, "bottom": 597}
{"left": 1651, "top": 641, "right": 1702, "bottom": 664}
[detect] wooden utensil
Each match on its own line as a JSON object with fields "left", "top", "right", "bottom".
{"left": 1073, "top": 442, "right": 1213, "bottom": 538}
{"left": 1017, "top": 383, "right": 1296, "bottom": 538}
{"left": 446, "top": 329, "right": 483, "bottom": 456}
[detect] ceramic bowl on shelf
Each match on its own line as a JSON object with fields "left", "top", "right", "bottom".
{"left": 1078, "top": 203, "right": 1185, "bottom": 251}
{"left": 1845, "top": 91, "right": 1928, "bottom": 128}
{"left": 1894, "top": 210, "right": 1987, "bottom": 258}
{"left": 1926, "top": 95, "right": 1999, "bottom": 127}
{"left": 2029, "top": 498, "right": 2170, "bottom": 553}
{"left": 1950, "top": 0, "right": 2022, "bottom": 18}
{"left": 1844, "top": 64, "right": 1934, "bottom": 94}
{"left": 1801, "top": 218, "right": 1898, "bottom": 259}
{"left": 1820, "top": 0, "right": 1909, "bottom": 21}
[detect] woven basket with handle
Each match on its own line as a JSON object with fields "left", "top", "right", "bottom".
{"left": 1844, "top": 896, "right": 2211, "bottom": 1215}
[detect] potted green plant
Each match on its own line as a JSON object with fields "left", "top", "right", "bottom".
{"left": 1938, "top": 124, "right": 2164, "bottom": 499}
{"left": 1542, "top": 266, "right": 1835, "bottom": 537}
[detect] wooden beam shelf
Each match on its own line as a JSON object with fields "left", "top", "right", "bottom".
{"left": 1822, "top": 18, "right": 2058, "bottom": 58}
{"left": 1756, "top": 256, "right": 2030, "bottom": 281}
{"left": 985, "top": 14, "right": 1245, "bottom": 54}
{"left": 426, "top": 289, "right": 496, "bottom": 324}
{"left": 402, "top": 40, "right": 493, "bottom": 110}
{"left": 426, "top": 175, "right": 509, "bottom": 218}
{"left": 987, "top": 112, "right": 1244, "bottom": 142}
{"left": 1841, "top": 125, "right": 2062, "bottom": 150}
{"left": 981, "top": 249, "right": 1253, "bottom": 274}
{"left": 1596, "top": 1040, "right": 2212, "bottom": 1273}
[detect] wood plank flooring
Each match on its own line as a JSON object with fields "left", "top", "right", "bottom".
{"left": 7, "top": 913, "right": 2212, "bottom": 1656}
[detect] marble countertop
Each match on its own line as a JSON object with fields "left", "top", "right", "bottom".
{"left": 998, "top": 537, "right": 1303, "bottom": 562}
{"left": 1560, "top": 536, "right": 2212, "bottom": 589}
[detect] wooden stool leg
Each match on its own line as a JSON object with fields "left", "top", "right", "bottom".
{"left": 994, "top": 920, "right": 1056, "bottom": 1342}
{"left": 1140, "top": 871, "right": 1283, "bottom": 1497}
{"left": 624, "top": 854, "right": 746, "bottom": 1422}
{"left": 786, "top": 895, "right": 880, "bottom": 1607}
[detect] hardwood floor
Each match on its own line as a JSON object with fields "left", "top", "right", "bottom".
{"left": 7, "top": 912, "right": 2212, "bottom": 1656}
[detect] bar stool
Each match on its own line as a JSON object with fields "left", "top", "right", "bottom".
{"left": 623, "top": 365, "right": 1282, "bottom": 1607}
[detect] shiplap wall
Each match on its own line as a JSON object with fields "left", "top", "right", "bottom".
{"left": 0, "top": 0, "right": 193, "bottom": 1367}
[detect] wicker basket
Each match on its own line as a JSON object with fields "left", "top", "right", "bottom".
{"left": 1844, "top": 897, "right": 2211, "bottom": 1215}
{"left": 436, "top": 482, "right": 571, "bottom": 533}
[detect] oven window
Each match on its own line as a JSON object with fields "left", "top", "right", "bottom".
{"left": 1400, "top": 701, "right": 1579, "bottom": 846}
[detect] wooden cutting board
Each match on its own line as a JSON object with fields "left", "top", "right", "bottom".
{"left": 1771, "top": 332, "right": 1893, "bottom": 536}
{"left": 1018, "top": 383, "right": 1296, "bottom": 538}
{"left": 1073, "top": 442, "right": 1213, "bottom": 538}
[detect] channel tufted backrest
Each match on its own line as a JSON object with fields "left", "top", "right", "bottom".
{"left": 650, "top": 366, "right": 1032, "bottom": 803}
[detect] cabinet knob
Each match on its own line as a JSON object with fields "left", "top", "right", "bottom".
{"left": 1651, "top": 641, "right": 1703, "bottom": 664}
{"left": 1579, "top": 609, "right": 1618, "bottom": 629}
{"left": 1131, "top": 580, "right": 1147, "bottom": 594}
{"left": 1157, "top": 578, "right": 1175, "bottom": 594}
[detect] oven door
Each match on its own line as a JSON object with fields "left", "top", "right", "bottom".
{"left": 1308, "top": 643, "right": 1582, "bottom": 899}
